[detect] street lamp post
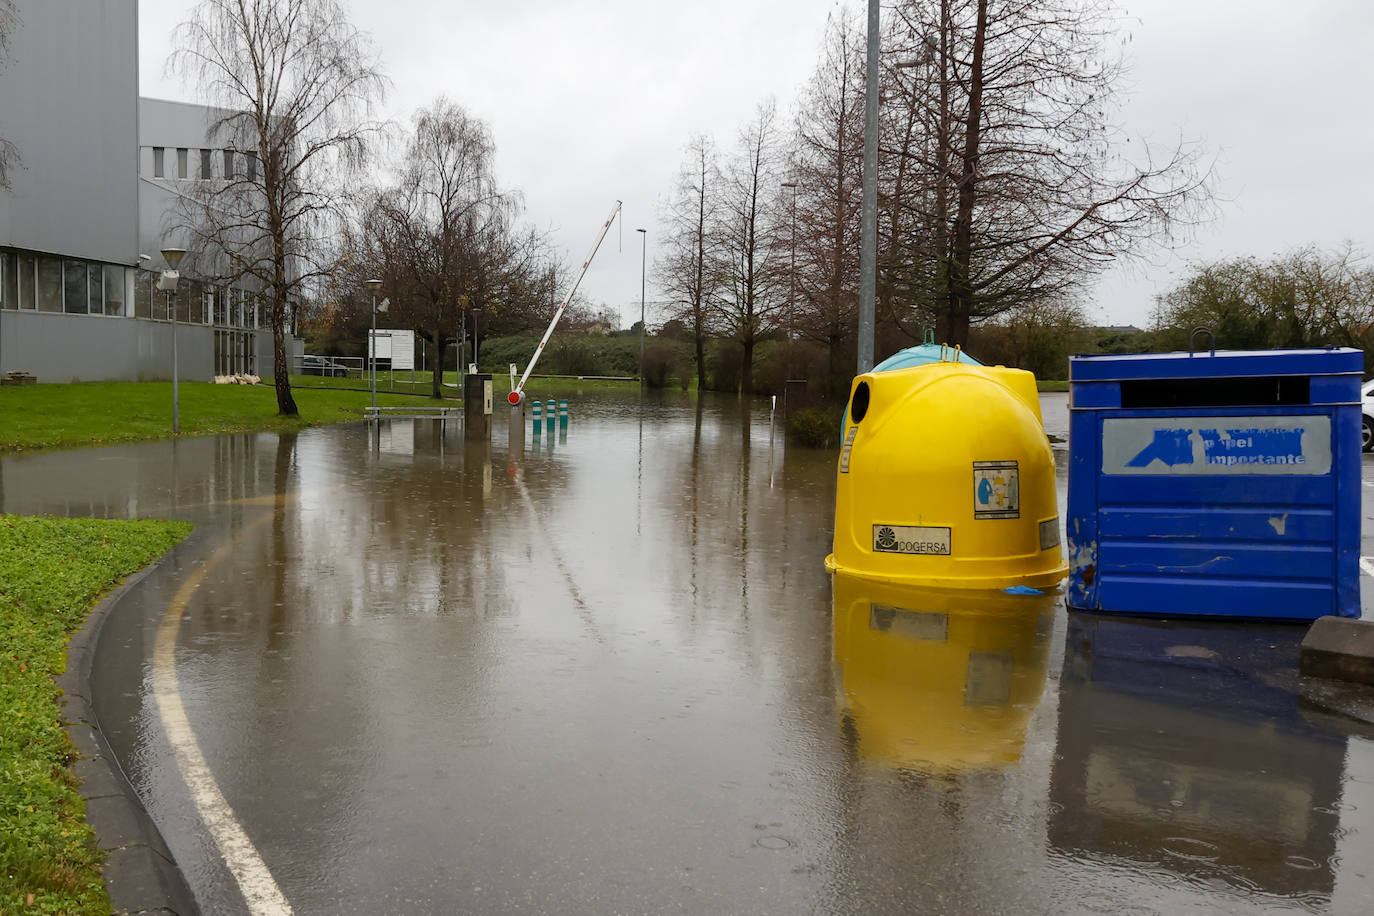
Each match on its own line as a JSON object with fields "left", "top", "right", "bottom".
{"left": 780, "top": 181, "right": 797, "bottom": 317}
{"left": 365, "top": 279, "right": 383, "bottom": 410}
{"left": 636, "top": 228, "right": 647, "bottom": 390}
{"left": 858, "top": 0, "right": 880, "bottom": 372}
{"left": 160, "top": 247, "right": 186, "bottom": 434}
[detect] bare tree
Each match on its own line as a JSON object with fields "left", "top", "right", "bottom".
{"left": 172, "top": 0, "right": 387, "bottom": 416}
{"left": 655, "top": 134, "right": 720, "bottom": 390}
{"left": 0, "top": 0, "right": 19, "bottom": 190}
{"left": 366, "top": 99, "right": 553, "bottom": 397}
{"left": 885, "top": 0, "right": 1212, "bottom": 346}
{"left": 790, "top": 14, "right": 866, "bottom": 395}
{"left": 712, "top": 101, "right": 787, "bottom": 395}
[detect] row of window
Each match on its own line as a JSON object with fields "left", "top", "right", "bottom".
{"left": 0, "top": 249, "right": 273, "bottom": 330}
{"left": 150, "top": 146, "right": 258, "bottom": 182}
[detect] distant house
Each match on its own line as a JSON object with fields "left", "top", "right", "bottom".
{"left": 0, "top": 1, "right": 300, "bottom": 381}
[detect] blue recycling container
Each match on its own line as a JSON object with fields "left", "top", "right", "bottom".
{"left": 1066, "top": 346, "right": 1363, "bottom": 620}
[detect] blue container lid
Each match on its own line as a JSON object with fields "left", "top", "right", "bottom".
{"left": 1069, "top": 347, "right": 1363, "bottom": 381}
{"left": 873, "top": 342, "right": 983, "bottom": 373}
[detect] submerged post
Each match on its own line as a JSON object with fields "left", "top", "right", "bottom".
{"left": 463, "top": 373, "right": 492, "bottom": 440}
{"left": 508, "top": 400, "right": 526, "bottom": 452}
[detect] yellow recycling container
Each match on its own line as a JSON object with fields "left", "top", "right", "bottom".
{"left": 832, "top": 574, "right": 1054, "bottom": 773}
{"left": 826, "top": 360, "right": 1067, "bottom": 589}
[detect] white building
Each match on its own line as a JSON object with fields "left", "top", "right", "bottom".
{"left": 0, "top": 0, "right": 298, "bottom": 382}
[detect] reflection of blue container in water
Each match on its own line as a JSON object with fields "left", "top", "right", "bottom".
{"left": 1051, "top": 613, "right": 1346, "bottom": 898}
{"left": 1066, "top": 346, "right": 1362, "bottom": 620}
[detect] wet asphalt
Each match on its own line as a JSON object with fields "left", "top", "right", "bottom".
{"left": 2, "top": 391, "right": 1374, "bottom": 914}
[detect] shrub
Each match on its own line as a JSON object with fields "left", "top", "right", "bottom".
{"left": 788, "top": 405, "right": 844, "bottom": 449}
{"left": 642, "top": 344, "right": 675, "bottom": 388}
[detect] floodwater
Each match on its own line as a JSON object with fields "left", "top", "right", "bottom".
{"left": 3, "top": 391, "right": 1374, "bottom": 914}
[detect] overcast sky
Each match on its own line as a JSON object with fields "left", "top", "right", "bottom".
{"left": 137, "top": 0, "right": 1374, "bottom": 332}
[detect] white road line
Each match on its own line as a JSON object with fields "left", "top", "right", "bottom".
{"left": 152, "top": 526, "right": 293, "bottom": 916}
{"left": 1361, "top": 556, "right": 1374, "bottom": 579}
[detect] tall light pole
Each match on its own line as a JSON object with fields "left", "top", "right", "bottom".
{"left": 858, "top": 0, "right": 880, "bottom": 373}
{"left": 780, "top": 181, "right": 797, "bottom": 317}
{"left": 636, "top": 228, "right": 647, "bottom": 391}
{"left": 365, "top": 279, "right": 383, "bottom": 409}
{"left": 160, "top": 247, "right": 186, "bottom": 434}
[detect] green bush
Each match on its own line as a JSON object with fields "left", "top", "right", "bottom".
{"left": 788, "top": 405, "right": 844, "bottom": 449}
{"left": 478, "top": 334, "right": 643, "bottom": 377}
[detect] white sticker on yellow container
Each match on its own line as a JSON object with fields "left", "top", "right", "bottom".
{"left": 872, "top": 525, "right": 951, "bottom": 555}
{"left": 1039, "top": 517, "right": 1060, "bottom": 550}
{"left": 973, "top": 461, "right": 1019, "bottom": 519}
{"left": 839, "top": 426, "right": 859, "bottom": 473}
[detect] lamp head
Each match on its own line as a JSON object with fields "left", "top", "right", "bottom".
{"left": 161, "top": 247, "right": 187, "bottom": 269}
{"left": 364, "top": 278, "right": 383, "bottom": 292}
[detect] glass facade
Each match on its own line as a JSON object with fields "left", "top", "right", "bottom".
{"left": 1, "top": 247, "right": 269, "bottom": 330}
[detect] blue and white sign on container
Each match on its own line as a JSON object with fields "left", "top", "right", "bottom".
{"left": 1102, "top": 416, "right": 1331, "bottom": 476}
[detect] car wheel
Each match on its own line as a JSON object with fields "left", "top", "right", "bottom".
{"left": 1364, "top": 416, "right": 1373, "bottom": 452}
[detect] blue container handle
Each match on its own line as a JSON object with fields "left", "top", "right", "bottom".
{"left": 1189, "top": 327, "right": 1216, "bottom": 357}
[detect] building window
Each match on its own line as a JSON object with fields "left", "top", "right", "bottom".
{"left": 1, "top": 251, "right": 14, "bottom": 310}
{"left": 246, "top": 154, "right": 257, "bottom": 181}
{"left": 223, "top": 149, "right": 235, "bottom": 179}
{"left": 17, "top": 254, "right": 35, "bottom": 309}
{"left": 35, "top": 258, "right": 61, "bottom": 312}
{"left": 134, "top": 268, "right": 153, "bottom": 318}
{"left": 177, "top": 148, "right": 189, "bottom": 179}
{"left": 200, "top": 148, "right": 212, "bottom": 179}
{"left": 64, "top": 260, "right": 88, "bottom": 314}
{"left": 87, "top": 263, "right": 103, "bottom": 314}
{"left": 104, "top": 265, "right": 126, "bottom": 316}
{"left": 153, "top": 147, "right": 165, "bottom": 178}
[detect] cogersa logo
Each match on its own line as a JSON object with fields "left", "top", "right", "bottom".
{"left": 871, "top": 524, "right": 951, "bottom": 555}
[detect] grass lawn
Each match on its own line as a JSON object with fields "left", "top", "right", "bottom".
{"left": 0, "top": 515, "right": 192, "bottom": 916}
{"left": 1036, "top": 379, "right": 1069, "bottom": 392}
{"left": 0, "top": 381, "right": 427, "bottom": 454}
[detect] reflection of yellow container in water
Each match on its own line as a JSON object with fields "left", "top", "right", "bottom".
{"left": 832, "top": 574, "right": 1054, "bottom": 773}
{"left": 827, "top": 361, "right": 1067, "bottom": 589}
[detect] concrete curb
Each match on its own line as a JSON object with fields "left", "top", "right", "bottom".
{"left": 57, "top": 557, "right": 200, "bottom": 916}
{"left": 1300, "top": 615, "right": 1374, "bottom": 685}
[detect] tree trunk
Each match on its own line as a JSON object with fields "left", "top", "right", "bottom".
{"left": 431, "top": 327, "right": 445, "bottom": 399}
{"left": 741, "top": 337, "right": 755, "bottom": 396}
{"left": 948, "top": 0, "right": 988, "bottom": 349}
{"left": 694, "top": 332, "right": 706, "bottom": 390}
{"left": 270, "top": 290, "right": 298, "bottom": 417}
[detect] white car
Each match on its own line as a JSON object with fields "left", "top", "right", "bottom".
{"left": 1364, "top": 378, "right": 1374, "bottom": 451}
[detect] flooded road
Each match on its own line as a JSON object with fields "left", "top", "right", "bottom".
{"left": 3, "top": 391, "right": 1374, "bottom": 914}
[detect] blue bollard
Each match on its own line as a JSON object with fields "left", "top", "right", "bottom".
{"left": 558, "top": 399, "right": 569, "bottom": 430}
{"left": 531, "top": 400, "right": 542, "bottom": 436}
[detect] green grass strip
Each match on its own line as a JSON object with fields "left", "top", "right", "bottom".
{"left": 0, "top": 381, "right": 431, "bottom": 454}
{"left": 1, "top": 515, "right": 193, "bottom": 915}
